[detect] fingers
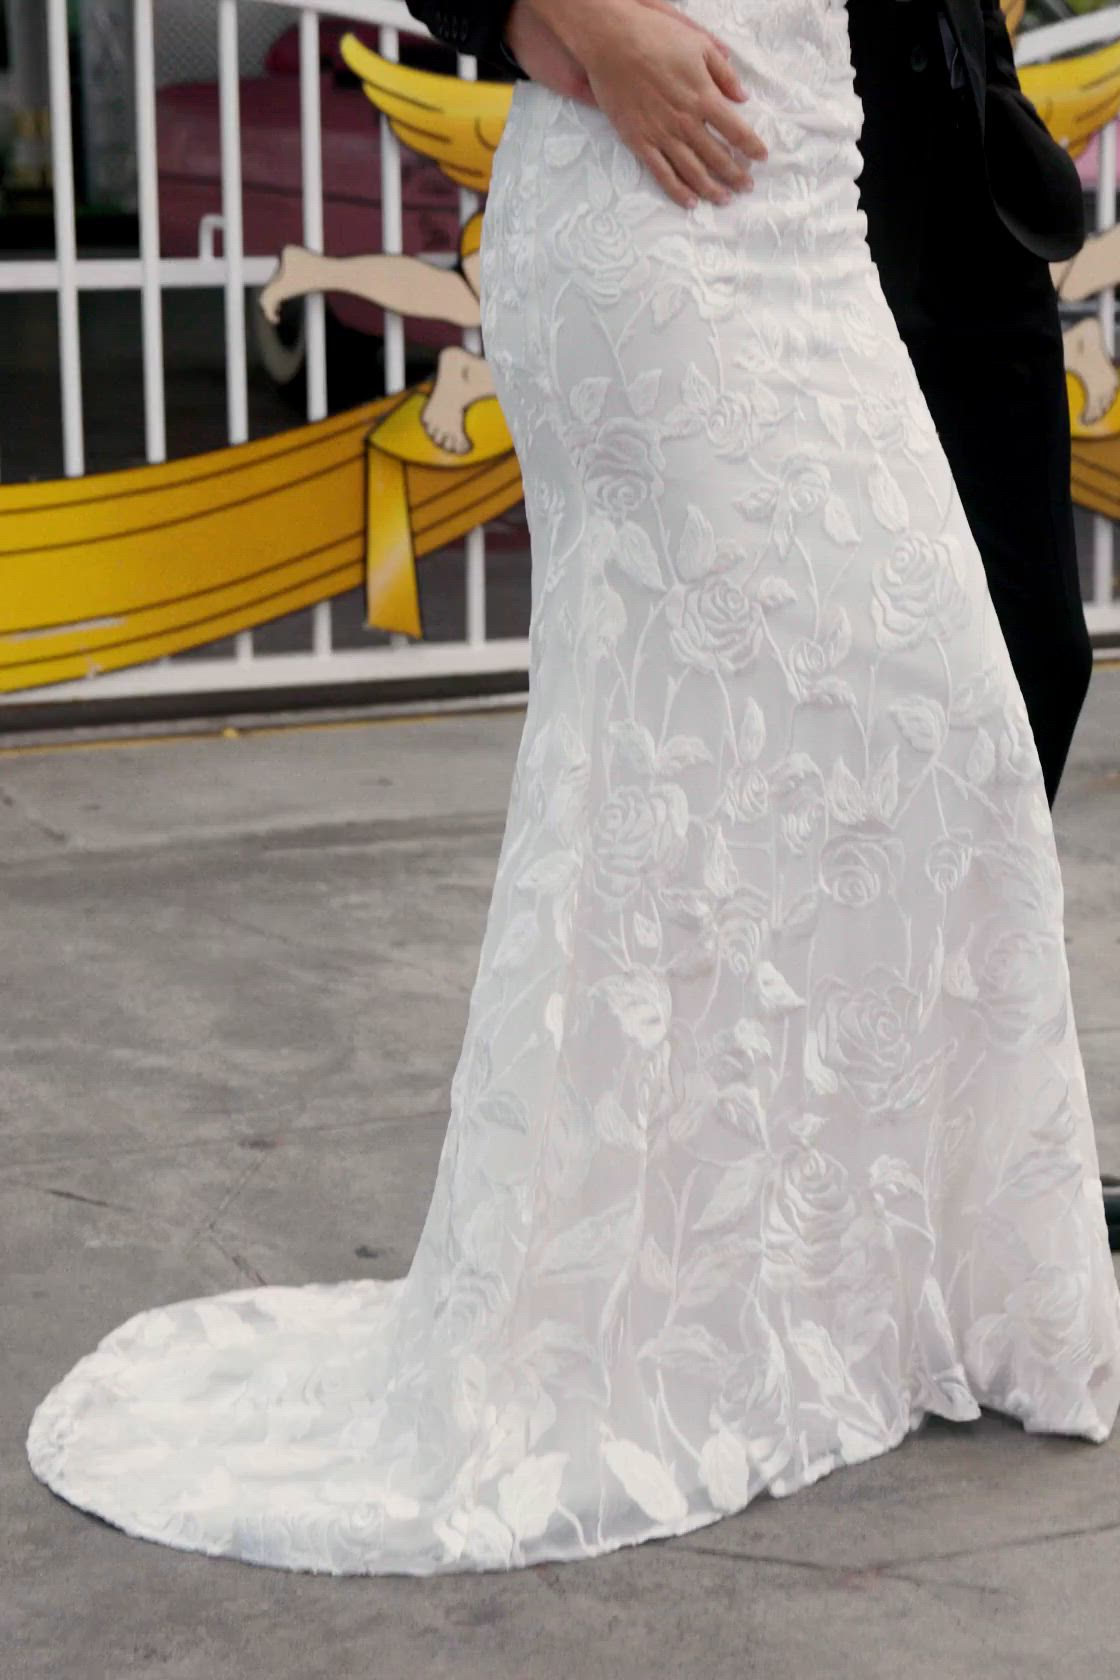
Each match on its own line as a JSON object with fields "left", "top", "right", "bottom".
{"left": 704, "top": 44, "right": 747, "bottom": 104}
{"left": 645, "top": 146, "right": 700, "bottom": 212}
{"left": 706, "top": 108, "right": 769, "bottom": 166}
{"left": 634, "top": 102, "right": 761, "bottom": 208}
{"left": 663, "top": 136, "right": 742, "bottom": 208}
{"left": 587, "top": 4, "right": 768, "bottom": 211}
{"left": 554, "top": 61, "right": 597, "bottom": 105}
{"left": 702, "top": 51, "right": 767, "bottom": 162}
{"left": 688, "top": 122, "right": 753, "bottom": 193}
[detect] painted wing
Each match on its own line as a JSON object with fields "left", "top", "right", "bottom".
{"left": 340, "top": 34, "right": 513, "bottom": 193}
{"left": 1020, "top": 37, "right": 1120, "bottom": 161}
{"left": 1002, "top": 0, "right": 1026, "bottom": 41}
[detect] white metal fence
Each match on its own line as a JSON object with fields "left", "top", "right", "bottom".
{"left": 0, "top": 0, "right": 523, "bottom": 707}
{"left": 1, "top": 2, "right": 1119, "bottom": 714}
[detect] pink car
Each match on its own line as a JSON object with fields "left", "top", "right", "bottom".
{"left": 156, "top": 19, "right": 471, "bottom": 399}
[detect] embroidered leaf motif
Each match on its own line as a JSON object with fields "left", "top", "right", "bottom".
{"left": 498, "top": 1453, "right": 569, "bottom": 1543}
{"left": 602, "top": 1440, "right": 689, "bottom": 1523}
{"left": 594, "top": 972, "right": 672, "bottom": 1047}
{"left": 694, "top": 1155, "right": 771, "bottom": 1231}
{"left": 739, "top": 698, "right": 767, "bottom": 762}
{"left": 615, "top": 523, "right": 665, "bottom": 590}
{"left": 679, "top": 504, "right": 719, "bottom": 581}
{"left": 868, "top": 464, "right": 909, "bottom": 532}
{"left": 639, "top": 1236, "right": 674, "bottom": 1293}
{"left": 629, "top": 368, "right": 663, "bottom": 418}
{"left": 570, "top": 376, "right": 609, "bottom": 426}
{"left": 610, "top": 721, "right": 658, "bottom": 773}
{"left": 493, "top": 912, "right": 540, "bottom": 972}
{"left": 537, "top": 1201, "right": 638, "bottom": 1279}
{"left": 658, "top": 734, "right": 714, "bottom": 772}
{"left": 756, "top": 961, "right": 805, "bottom": 1015}
{"left": 823, "top": 496, "right": 859, "bottom": 545}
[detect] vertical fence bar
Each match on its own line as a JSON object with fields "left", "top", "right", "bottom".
{"left": 378, "top": 24, "right": 405, "bottom": 394}
{"left": 300, "top": 7, "right": 333, "bottom": 659}
{"left": 457, "top": 51, "right": 488, "bottom": 647}
{"left": 299, "top": 10, "right": 328, "bottom": 423}
{"left": 378, "top": 23, "right": 408, "bottom": 646}
{"left": 1094, "top": 119, "right": 1118, "bottom": 614}
{"left": 46, "top": 0, "right": 85, "bottom": 478}
{"left": 218, "top": 0, "right": 253, "bottom": 662}
{"left": 134, "top": 0, "right": 167, "bottom": 465}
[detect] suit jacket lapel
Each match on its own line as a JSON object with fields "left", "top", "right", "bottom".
{"left": 941, "top": 0, "right": 988, "bottom": 127}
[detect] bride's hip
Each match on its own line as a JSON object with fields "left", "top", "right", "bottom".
{"left": 493, "top": 76, "right": 863, "bottom": 187}
{"left": 481, "top": 84, "right": 874, "bottom": 321}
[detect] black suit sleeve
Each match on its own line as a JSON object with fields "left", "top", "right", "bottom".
{"left": 979, "top": 0, "right": 1022, "bottom": 94}
{"left": 405, "top": 1, "right": 520, "bottom": 71}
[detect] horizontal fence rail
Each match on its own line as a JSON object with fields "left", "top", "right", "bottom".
{"left": 0, "top": 1, "right": 1118, "bottom": 715}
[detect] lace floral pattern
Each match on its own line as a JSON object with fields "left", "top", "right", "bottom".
{"left": 27, "top": 0, "right": 1120, "bottom": 1576}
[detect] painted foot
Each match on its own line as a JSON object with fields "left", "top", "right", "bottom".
{"left": 1067, "top": 320, "right": 1120, "bottom": 425}
{"left": 259, "top": 246, "right": 322, "bottom": 325}
{"left": 421, "top": 389, "right": 473, "bottom": 456}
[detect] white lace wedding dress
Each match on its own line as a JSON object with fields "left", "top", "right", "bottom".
{"left": 28, "top": 0, "right": 1120, "bottom": 1575}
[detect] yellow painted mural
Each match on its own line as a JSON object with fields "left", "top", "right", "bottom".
{"left": 1009, "top": 12, "right": 1120, "bottom": 521}
{"left": 4, "top": 10, "right": 1120, "bottom": 694}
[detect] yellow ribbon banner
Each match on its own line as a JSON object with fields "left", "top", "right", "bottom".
{"left": 0, "top": 391, "right": 521, "bottom": 694}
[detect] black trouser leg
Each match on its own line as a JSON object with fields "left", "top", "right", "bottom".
{"left": 899, "top": 305, "right": 1091, "bottom": 807}
{"left": 853, "top": 1, "right": 1092, "bottom": 809}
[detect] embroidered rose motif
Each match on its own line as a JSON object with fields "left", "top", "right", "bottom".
{"left": 820, "top": 838, "right": 898, "bottom": 908}
{"left": 872, "top": 533, "right": 969, "bottom": 649}
{"left": 723, "top": 766, "right": 771, "bottom": 824}
{"left": 554, "top": 202, "right": 649, "bottom": 307}
{"left": 811, "top": 976, "right": 938, "bottom": 1118}
{"left": 967, "top": 1266, "right": 1103, "bottom": 1433}
{"left": 760, "top": 1147, "right": 856, "bottom": 1289}
{"left": 438, "top": 1276, "right": 510, "bottom": 1371}
{"left": 972, "top": 927, "right": 1068, "bottom": 1049}
{"left": 668, "top": 573, "right": 765, "bottom": 673}
{"left": 578, "top": 418, "right": 666, "bottom": 516}
{"left": 926, "top": 835, "right": 973, "bottom": 894}
{"left": 592, "top": 784, "right": 689, "bottom": 899}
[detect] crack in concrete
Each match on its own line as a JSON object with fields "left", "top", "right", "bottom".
{"left": 0, "top": 808, "right": 507, "bottom": 875}
{"left": 206, "top": 1232, "right": 269, "bottom": 1287}
{"left": 0, "top": 784, "right": 71, "bottom": 847}
{"left": 0, "top": 1105, "right": 449, "bottom": 1173}
{"left": 194, "top": 906, "right": 362, "bottom": 976}
{"left": 681, "top": 1514, "right": 1120, "bottom": 1579}
{"left": 184, "top": 1151, "right": 271, "bottom": 1253}
{"left": 31, "top": 1184, "right": 138, "bottom": 1214}
{"left": 882, "top": 1569, "right": 1007, "bottom": 1598}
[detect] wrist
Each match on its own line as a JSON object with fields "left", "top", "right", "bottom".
{"left": 518, "top": 0, "right": 628, "bottom": 58}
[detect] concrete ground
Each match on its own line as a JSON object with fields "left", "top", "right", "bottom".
{"left": 2, "top": 676, "right": 1120, "bottom": 1680}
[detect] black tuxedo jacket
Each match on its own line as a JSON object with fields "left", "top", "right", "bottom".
{"left": 894, "top": 0, "right": 1084, "bottom": 261}
{"left": 405, "top": 0, "right": 1084, "bottom": 261}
